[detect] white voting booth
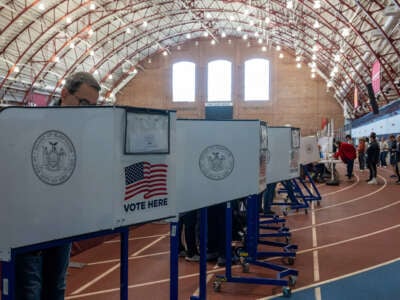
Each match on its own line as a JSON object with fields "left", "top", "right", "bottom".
{"left": 266, "top": 127, "right": 300, "bottom": 184}
{"left": 318, "top": 136, "right": 334, "bottom": 159}
{"left": 0, "top": 106, "right": 176, "bottom": 261}
{"left": 176, "top": 120, "right": 267, "bottom": 213}
{"left": 299, "top": 136, "right": 320, "bottom": 165}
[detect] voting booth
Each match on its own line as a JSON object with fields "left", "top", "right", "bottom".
{"left": 176, "top": 119, "right": 267, "bottom": 213}
{"left": 0, "top": 106, "right": 176, "bottom": 261}
{"left": 318, "top": 136, "right": 334, "bottom": 158}
{"left": 299, "top": 136, "right": 320, "bottom": 165}
{"left": 266, "top": 126, "right": 300, "bottom": 184}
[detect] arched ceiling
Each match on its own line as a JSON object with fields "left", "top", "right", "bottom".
{"left": 0, "top": 0, "right": 399, "bottom": 118}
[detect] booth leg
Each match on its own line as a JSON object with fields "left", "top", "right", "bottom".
{"left": 1, "top": 253, "right": 15, "bottom": 300}
{"left": 169, "top": 221, "right": 179, "bottom": 300}
{"left": 225, "top": 201, "right": 232, "bottom": 279}
{"left": 190, "top": 207, "right": 208, "bottom": 300}
{"left": 120, "top": 227, "right": 129, "bottom": 300}
{"left": 246, "top": 195, "right": 259, "bottom": 259}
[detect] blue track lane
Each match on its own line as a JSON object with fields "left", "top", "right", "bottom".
{"left": 270, "top": 259, "right": 400, "bottom": 300}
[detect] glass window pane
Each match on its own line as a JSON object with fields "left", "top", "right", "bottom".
{"left": 245, "top": 59, "right": 270, "bottom": 101}
{"left": 208, "top": 60, "right": 232, "bottom": 102}
{"left": 173, "top": 62, "right": 196, "bottom": 102}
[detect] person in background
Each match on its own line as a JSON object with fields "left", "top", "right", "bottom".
{"left": 379, "top": 137, "right": 389, "bottom": 168}
{"left": 263, "top": 182, "right": 277, "bottom": 215}
{"left": 333, "top": 140, "right": 357, "bottom": 180}
{"left": 15, "top": 72, "right": 101, "bottom": 300}
{"left": 345, "top": 134, "right": 354, "bottom": 145}
{"left": 388, "top": 134, "right": 398, "bottom": 179}
{"left": 357, "top": 137, "right": 366, "bottom": 172}
{"left": 395, "top": 135, "right": 400, "bottom": 184}
{"left": 179, "top": 210, "right": 200, "bottom": 262}
{"left": 366, "top": 132, "right": 380, "bottom": 185}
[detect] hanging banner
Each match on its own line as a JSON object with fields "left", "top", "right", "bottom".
{"left": 372, "top": 60, "right": 381, "bottom": 93}
{"left": 353, "top": 86, "right": 359, "bottom": 109}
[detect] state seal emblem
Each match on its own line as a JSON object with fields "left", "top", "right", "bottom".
{"left": 199, "top": 145, "right": 234, "bottom": 180}
{"left": 31, "top": 130, "right": 76, "bottom": 185}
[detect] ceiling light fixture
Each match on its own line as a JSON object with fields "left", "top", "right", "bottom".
{"left": 279, "top": 53, "right": 284, "bottom": 59}
{"left": 313, "top": 0, "right": 321, "bottom": 9}
{"left": 342, "top": 27, "right": 350, "bottom": 37}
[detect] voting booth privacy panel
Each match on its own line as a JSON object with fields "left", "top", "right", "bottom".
{"left": 266, "top": 127, "right": 301, "bottom": 184}
{"left": 176, "top": 120, "right": 267, "bottom": 214}
{"left": 0, "top": 106, "right": 176, "bottom": 261}
{"left": 299, "top": 136, "right": 320, "bottom": 165}
{"left": 318, "top": 136, "right": 334, "bottom": 158}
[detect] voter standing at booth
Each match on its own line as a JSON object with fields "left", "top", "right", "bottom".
{"left": 333, "top": 140, "right": 357, "bottom": 180}
{"left": 15, "top": 72, "right": 101, "bottom": 300}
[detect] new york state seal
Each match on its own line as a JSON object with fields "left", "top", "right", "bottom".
{"left": 199, "top": 145, "right": 234, "bottom": 180}
{"left": 31, "top": 130, "right": 76, "bottom": 185}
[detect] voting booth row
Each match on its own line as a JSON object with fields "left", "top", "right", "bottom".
{"left": 0, "top": 106, "right": 322, "bottom": 299}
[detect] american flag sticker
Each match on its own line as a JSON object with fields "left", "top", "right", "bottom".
{"left": 124, "top": 162, "right": 168, "bottom": 201}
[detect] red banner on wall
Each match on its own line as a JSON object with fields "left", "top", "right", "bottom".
{"left": 372, "top": 60, "right": 381, "bottom": 93}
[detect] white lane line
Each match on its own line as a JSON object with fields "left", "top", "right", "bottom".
{"left": 86, "top": 251, "right": 170, "bottom": 266}
{"left": 283, "top": 174, "right": 386, "bottom": 218}
{"left": 315, "top": 287, "right": 322, "bottom": 300}
{"left": 104, "top": 233, "right": 168, "bottom": 243}
{"left": 296, "top": 223, "right": 400, "bottom": 254}
{"left": 256, "top": 257, "right": 400, "bottom": 300}
{"left": 311, "top": 200, "right": 321, "bottom": 299}
{"left": 292, "top": 198, "right": 400, "bottom": 233}
{"left": 67, "top": 224, "right": 400, "bottom": 299}
{"left": 71, "top": 234, "right": 167, "bottom": 295}
{"left": 191, "top": 274, "right": 214, "bottom": 297}
{"left": 316, "top": 175, "right": 387, "bottom": 211}
{"left": 66, "top": 266, "right": 229, "bottom": 299}
{"left": 311, "top": 202, "right": 320, "bottom": 282}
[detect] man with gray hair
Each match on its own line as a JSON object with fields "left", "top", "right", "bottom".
{"left": 15, "top": 71, "right": 101, "bottom": 300}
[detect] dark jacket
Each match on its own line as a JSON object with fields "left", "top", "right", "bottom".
{"left": 366, "top": 140, "right": 380, "bottom": 164}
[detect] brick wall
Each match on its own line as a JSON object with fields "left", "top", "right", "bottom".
{"left": 117, "top": 38, "right": 343, "bottom": 136}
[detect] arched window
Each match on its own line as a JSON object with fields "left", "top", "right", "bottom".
{"left": 172, "top": 61, "right": 196, "bottom": 102}
{"left": 244, "top": 58, "right": 270, "bottom": 101}
{"left": 207, "top": 60, "right": 232, "bottom": 102}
